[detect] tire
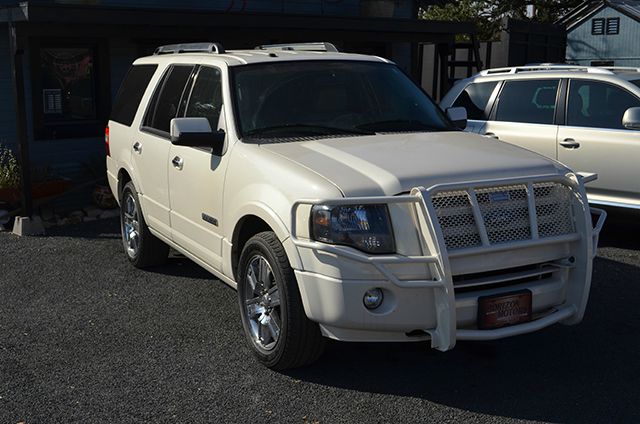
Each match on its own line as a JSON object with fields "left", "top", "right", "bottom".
{"left": 237, "top": 231, "right": 325, "bottom": 370}
{"left": 120, "top": 181, "right": 169, "bottom": 268}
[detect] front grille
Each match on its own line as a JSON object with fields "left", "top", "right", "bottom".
{"left": 431, "top": 182, "right": 575, "bottom": 251}
{"left": 476, "top": 184, "right": 531, "bottom": 244}
{"left": 431, "top": 190, "right": 481, "bottom": 250}
{"left": 533, "top": 182, "right": 574, "bottom": 238}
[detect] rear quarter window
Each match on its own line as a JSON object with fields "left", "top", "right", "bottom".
{"left": 110, "top": 64, "right": 158, "bottom": 126}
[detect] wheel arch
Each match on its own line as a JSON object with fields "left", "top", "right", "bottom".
{"left": 229, "top": 202, "right": 302, "bottom": 281}
{"left": 117, "top": 167, "right": 133, "bottom": 201}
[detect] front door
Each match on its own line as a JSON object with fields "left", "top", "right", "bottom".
{"left": 168, "top": 66, "right": 229, "bottom": 269}
{"left": 446, "top": 80, "right": 501, "bottom": 134}
{"left": 133, "top": 64, "right": 195, "bottom": 237}
{"left": 482, "top": 79, "right": 561, "bottom": 159}
{"left": 557, "top": 79, "right": 640, "bottom": 207}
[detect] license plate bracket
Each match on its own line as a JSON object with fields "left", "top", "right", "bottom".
{"left": 477, "top": 289, "right": 532, "bottom": 330}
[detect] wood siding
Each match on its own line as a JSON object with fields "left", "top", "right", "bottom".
{"left": 566, "top": 6, "right": 640, "bottom": 67}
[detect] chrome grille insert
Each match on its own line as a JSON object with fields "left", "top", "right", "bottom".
{"left": 431, "top": 182, "right": 575, "bottom": 251}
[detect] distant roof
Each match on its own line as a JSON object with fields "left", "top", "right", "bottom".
{"left": 557, "top": 0, "right": 640, "bottom": 29}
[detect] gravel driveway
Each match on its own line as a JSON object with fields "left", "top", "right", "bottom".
{"left": 1, "top": 211, "right": 639, "bottom": 423}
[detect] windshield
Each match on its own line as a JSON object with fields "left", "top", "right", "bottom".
{"left": 231, "top": 60, "right": 453, "bottom": 139}
{"left": 632, "top": 79, "right": 640, "bottom": 89}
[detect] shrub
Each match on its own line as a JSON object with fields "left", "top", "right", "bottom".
{"left": 0, "top": 144, "right": 20, "bottom": 189}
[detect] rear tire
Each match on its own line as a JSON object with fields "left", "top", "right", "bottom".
{"left": 120, "top": 181, "right": 169, "bottom": 268}
{"left": 238, "top": 231, "right": 325, "bottom": 370}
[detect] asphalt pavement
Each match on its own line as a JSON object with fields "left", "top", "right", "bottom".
{"left": 1, "top": 209, "right": 639, "bottom": 424}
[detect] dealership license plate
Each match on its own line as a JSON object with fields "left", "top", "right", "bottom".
{"left": 477, "top": 290, "right": 532, "bottom": 330}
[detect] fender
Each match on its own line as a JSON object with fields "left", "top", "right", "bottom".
{"left": 222, "top": 201, "right": 303, "bottom": 279}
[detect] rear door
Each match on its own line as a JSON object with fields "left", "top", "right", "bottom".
{"left": 168, "top": 65, "right": 229, "bottom": 269}
{"left": 482, "top": 79, "right": 561, "bottom": 159}
{"left": 448, "top": 80, "right": 500, "bottom": 133}
{"left": 133, "top": 64, "right": 195, "bottom": 237}
{"left": 557, "top": 79, "right": 640, "bottom": 207}
{"left": 107, "top": 64, "right": 158, "bottom": 197}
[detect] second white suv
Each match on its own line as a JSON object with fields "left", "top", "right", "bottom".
{"left": 107, "top": 44, "right": 605, "bottom": 370}
{"left": 441, "top": 65, "right": 640, "bottom": 210}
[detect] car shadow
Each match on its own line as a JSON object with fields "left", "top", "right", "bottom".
{"left": 145, "top": 254, "right": 214, "bottom": 280}
{"left": 285, "top": 255, "right": 640, "bottom": 423}
{"left": 597, "top": 206, "right": 640, "bottom": 250}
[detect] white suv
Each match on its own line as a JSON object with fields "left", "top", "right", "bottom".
{"left": 441, "top": 65, "right": 640, "bottom": 210}
{"left": 106, "top": 43, "right": 605, "bottom": 370}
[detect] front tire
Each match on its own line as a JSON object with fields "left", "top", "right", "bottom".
{"left": 238, "top": 231, "right": 325, "bottom": 370}
{"left": 120, "top": 181, "right": 169, "bottom": 268}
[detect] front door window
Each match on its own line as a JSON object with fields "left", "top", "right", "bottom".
{"left": 494, "top": 79, "right": 559, "bottom": 125}
{"left": 566, "top": 80, "right": 640, "bottom": 130}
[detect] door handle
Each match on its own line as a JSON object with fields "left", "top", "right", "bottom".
{"left": 559, "top": 138, "right": 580, "bottom": 149}
{"left": 171, "top": 156, "right": 184, "bottom": 170}
{"left": 484, "top": 132, "right": 499, "bottom": 139}
{"left": 133, "top": 142, "right": 142, "bottom": 154}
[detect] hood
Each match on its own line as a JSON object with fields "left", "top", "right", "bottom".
{"left": 260, "top": 131, "right": 567, "bottom": 197}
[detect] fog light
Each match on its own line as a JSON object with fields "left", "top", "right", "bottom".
{"left": 363, "top": 288, "right": 384, "bottom": 309}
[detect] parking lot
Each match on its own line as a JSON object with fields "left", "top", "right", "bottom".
{"left": 1, "top": 210, "right": 638, "bottom": 424}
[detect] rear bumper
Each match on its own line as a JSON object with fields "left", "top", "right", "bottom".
{"left": 290, "top": 173, "right": 606, "bottom": 348}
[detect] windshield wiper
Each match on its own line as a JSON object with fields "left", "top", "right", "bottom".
{"left": 244, "top": 124, "right": 375, "bottom": 138}
{"left": 356, "top": 119, "right": 447, "bottom": 132}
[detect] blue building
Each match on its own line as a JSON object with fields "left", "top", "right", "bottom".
{"left": 0, "top": 0, "right": 472, "bottom": 214}
{"left": 560, "top": 0, "right": 640, "bottom": 67}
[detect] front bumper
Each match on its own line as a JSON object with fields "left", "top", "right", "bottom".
{"left": 290, "top": 173, "right": 606, "bottom": 349}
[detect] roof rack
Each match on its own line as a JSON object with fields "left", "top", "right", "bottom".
{"left": 478, "top": 65, "right": 614, "bottom": 76}
{"left": 599, "top": 66, "right": 640, "bottom": 74}
{"left": 254, "top": 42, "right": 339, "bottom": 53}
{"left": 154, "top": 42, "right": 225, "bottom": 55}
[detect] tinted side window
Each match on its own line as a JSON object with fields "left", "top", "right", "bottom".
{"left": 495, "top": 79, "right": 559, "bottom": 125}
{"left": 110, "top": 65, "right": 157, "bottom": 126}
{"left": 567, "top": 80, "right": 640, "bottom": 129}
{"left": 184, "top": 66, "right": 223, "bottom": 129}
{"left": 452, "top": 81, "right": 498, "bottom": 120}
{"left": 144, "top": 65, "right": 194, "bottom": 134}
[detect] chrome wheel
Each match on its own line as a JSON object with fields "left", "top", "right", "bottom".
{"left": 243, "top": 254, "right": 281, "bottom": 352}
{"left": 122, "top": 191, "right": 141, "bottom": 258}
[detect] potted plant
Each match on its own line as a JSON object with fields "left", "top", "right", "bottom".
{"left": 360, "top": 0, "right": 397, "bottom": 18}
{"left": 0, "top": 144, "right": 20, "bottom": 204}
{"left": 0, "top": 144, "right": 72, "bottom": 205}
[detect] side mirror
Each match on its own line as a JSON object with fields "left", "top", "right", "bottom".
{"left": 622, "top": 107, "right": 640, "bottom": 130}
{"left": 170, "top": 117, "right": 225, "bottom": 154}
{"left": 446, "top": 107, "right": 467, "bottom": 130}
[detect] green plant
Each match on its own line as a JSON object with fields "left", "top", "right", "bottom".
{"left": 0, "top": 144, "right": 20, "bottom": 189}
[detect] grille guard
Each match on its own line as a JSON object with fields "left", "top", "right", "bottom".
{"left": 290, "top": 173, "right": 606, "bottom": 351}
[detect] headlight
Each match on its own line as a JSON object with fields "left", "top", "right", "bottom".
{"left": 310, "top": 204, "right": 395, "bottom": 254}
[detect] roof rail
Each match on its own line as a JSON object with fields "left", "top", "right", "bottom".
{"left": 255, "top": 42, "right": 339, "bottom": 53}
{"left": 154, "top": 42, "right": 225, "bottom": 55}
{"left": 478, "top": 65, "right": 614, "bottom": 76}
{"left": 599, "top": 66, "right": 640, "bottom": 74}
